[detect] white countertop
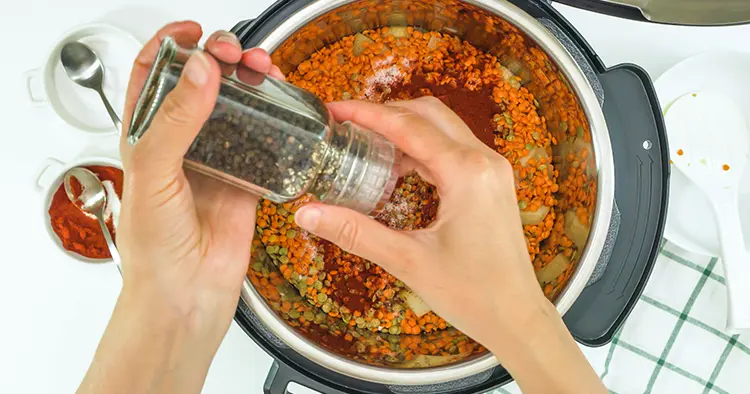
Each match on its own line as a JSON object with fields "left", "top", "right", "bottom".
{"left": 1, "top": 1, "right": 749, "bottom": 393}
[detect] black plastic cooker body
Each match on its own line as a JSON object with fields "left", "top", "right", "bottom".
{"left": 231, "top": 0, "right": 670, "bottom": 392}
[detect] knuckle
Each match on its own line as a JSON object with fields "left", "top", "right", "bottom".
{"left": 455, "top": 149, "right": 514, "bottom": 184}
{"left": 416, "top": 95, "right": 444, "bottom": 107}
{"left": 386, "top": 104, "right": 416, "bottom": 122}
{"left": 398, "top": 243, "right": 424, "bottom": 272}
{"left": 463, "top": 150, "right": 493, "bottom": 172}
{"left": 386, "top": 107, "right": 422, "bottom": 146}
{"left": 494, "top": 155, "right": 514, "bottom": 178}
{"left": 159, "top": 95, "right": 196, "bottom": 126}
{"left": 206, "top": 30, "right": 223, "bottom": 42}
{"left": 336, "top": 218, "right": 361, "bottom": 253}
{"left": 373, "top": 236, "right": 423, "bottom": 278}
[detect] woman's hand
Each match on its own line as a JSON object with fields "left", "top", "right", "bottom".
{"left": 78, "top": 21, "right": 284, "bottom": 394}
{"left": 294, "top": 97, "right": 606, "bottom": 393}
{"left": 296, "top": 97, "right": 543, "bottom": 349}
{"left": 117, "top": 22, "right": 284, "bottom": 350}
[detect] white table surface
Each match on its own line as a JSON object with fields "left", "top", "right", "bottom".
{"left": 1, "top": 1, "right": 749, "bottom": 393}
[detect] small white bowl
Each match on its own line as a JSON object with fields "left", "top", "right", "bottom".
{"left": 25, "top": 23, "right": 142, "bottom": 134}
{"left": 37, "top": 156, "right": 123, "bottom": 264}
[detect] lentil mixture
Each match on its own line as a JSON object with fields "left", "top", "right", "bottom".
{"left": 248, "top": 25, "right": 597, "bottom": 367}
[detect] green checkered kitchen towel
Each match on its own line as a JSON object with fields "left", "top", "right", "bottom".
{"left": 494, "top": 241, "right": 750, "bottom": 394}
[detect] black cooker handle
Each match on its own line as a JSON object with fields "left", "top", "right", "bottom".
{"left": 230, "top": 19, "right": 256, "bottom": 42}
{"left": 264, "top": 360, "right": 352, "bottom": 394}
{"left": 563, "top": 64, "right": 668, "bottom": 345}
{"left": 231, "top": 0, "right": 304, "bottom": 48}
{"left": 536, "top": 15, "right": 668, "bottom": 345}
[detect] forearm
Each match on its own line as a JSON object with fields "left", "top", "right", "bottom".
{"left": 77, "top": 289, "right": 215, "bottom": 394}
{"left": 489, "top": 298, "right": 606, "bottom": 394}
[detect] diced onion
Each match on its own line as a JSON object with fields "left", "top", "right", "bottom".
{"left": 520, "top": 205, "right": 550, "bottom": 226}
{"left": 401, "top": 290, "right": 432, "bottom": 317}
{"left": 536, "top": 253, "right": 570, "bottom": 284}
{"left": 353, "top": 33, "right": 375, "bottom": 56}
{"left": 387, "top": 26, "right": 409, "bottom": 38}
{"left": 519, "top": 147, "right": 550, "bottom": 167}
{"left": 564, "top": 210, "right": 589, "bottom": 249}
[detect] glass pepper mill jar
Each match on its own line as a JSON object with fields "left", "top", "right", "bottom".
{"left": 128, "top": 36, "right": 399, "bottom": 214}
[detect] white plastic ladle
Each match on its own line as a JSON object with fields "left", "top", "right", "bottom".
{"left": 666, "top": 91, "right": 750, "bottom": 333}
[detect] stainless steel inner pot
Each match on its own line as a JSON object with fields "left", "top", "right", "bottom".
{"left": 241, "top": 0, "right": 615, "bottom": 385}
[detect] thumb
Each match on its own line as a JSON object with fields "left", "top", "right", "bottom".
{"left": 126, "top": 50, "right": 221, "bottom": 186}
{"left": 295, "top": 203, "right": 419, "bottom": 278}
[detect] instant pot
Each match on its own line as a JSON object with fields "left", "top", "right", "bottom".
{"left": 229, "top": 0, "right": 669, "bottom": 392}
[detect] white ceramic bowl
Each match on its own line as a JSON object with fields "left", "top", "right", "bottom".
{"left": 25, "top": 23, "right": 141, "bottom": 134}
{"left": 37, "top": 156, "right": 123, "bottom": 264}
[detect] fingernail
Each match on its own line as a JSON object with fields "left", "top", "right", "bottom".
{"left": 184, "top": 51, "right": 210, "bottom": 86}
{"left": 217, "top": 31, "right": 239, "bottom": 45}
{"left": 295, "top": 206, "right": 321, "bottom": 230}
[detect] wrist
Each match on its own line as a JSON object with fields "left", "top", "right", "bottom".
{"left": 113, "top": 288, "right": 195, "bottom": 368}
{"left": 120, "top": 281, "right": 187, "bottom": 319}
{"left": 118, "top": 279, "right": 238, "bottom": 353}
{"left": 78, "top": 289, "right": 216, "bottom": 394}
{"left": 487, "top": 291, "right": 561, "bottom": 361}
{"left": 117, "top": 285, "right": 185, "bottom": 329}
{"left": 485, "top": 293, "right": 606, "bottom": 394}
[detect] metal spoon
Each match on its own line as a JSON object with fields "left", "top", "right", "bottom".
{"left": 60, "top": 42, "right": 122, "bottom": 132}
{"left": 64, "top": 167, "right": 122, "bottom": 274}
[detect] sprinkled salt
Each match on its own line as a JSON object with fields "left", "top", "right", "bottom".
{"left": 363, "top": 57, "right": 413, "bottom": 100}
{"left": 377, "top": 194, "right": 413, "bottom": 230}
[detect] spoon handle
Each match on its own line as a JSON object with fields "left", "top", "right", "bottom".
{"left": 95, "top": 211, "right": 122, "bottom": 275}
{"left": 712, "top": 197, "right": 750, "bottom": 333}
{"left": 97, "top": 88, "right": 122, "bottom": 133}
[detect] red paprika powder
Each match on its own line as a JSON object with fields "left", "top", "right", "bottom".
{"left": 48, "top": 165, "right": 124, "bottom": 259}
{"left": 386, "top": 73, "right": 500, "bottom": 149}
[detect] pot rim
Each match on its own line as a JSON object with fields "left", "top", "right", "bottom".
{"left": 241, "top": 0, "right": 615, "bottom": 385}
